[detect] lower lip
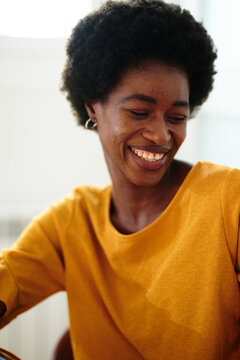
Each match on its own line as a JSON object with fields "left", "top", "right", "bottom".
{"left": 128, "top": 148, "right": 168, "bottom": 170}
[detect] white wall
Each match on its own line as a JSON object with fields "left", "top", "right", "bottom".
{"left": 198, "top": 0, "right": 240, "bottom": 169}
{"left": 0, "top": 36, "right": 110, "bottom": 218}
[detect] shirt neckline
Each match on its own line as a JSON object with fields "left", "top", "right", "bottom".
{"left": 103, "top": 161, "right": 202, "bottom": 241}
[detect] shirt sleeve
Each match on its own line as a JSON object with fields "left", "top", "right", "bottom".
{"left": 221, "top": 167, "right": 240, "bottom": 281}
{"left": 0, "top": 202, "right": 67, "bottom": 329}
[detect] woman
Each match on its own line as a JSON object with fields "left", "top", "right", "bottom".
{"left": 1, "top": 0, "right": 240, "bottom": 359}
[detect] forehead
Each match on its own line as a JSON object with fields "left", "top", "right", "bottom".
{"left": 106, "top": 60, "right": 189, "bottom": 104}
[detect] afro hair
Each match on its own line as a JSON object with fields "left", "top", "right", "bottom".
{"left": 61, "top": 0, "right": 217, "bottom": 127}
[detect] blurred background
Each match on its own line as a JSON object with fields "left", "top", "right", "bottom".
{"left": 0, "top": 0, "right": 239, "bottom": 359}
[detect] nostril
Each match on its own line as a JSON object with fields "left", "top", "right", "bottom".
{"left": 142, "top": 126, "right": 171, "bottom": 145}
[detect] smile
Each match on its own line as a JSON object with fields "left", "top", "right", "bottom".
{"left": 130, "top": 146, "right": 166, "bottom": 162}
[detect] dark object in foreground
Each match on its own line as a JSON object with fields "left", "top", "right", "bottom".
{"left": 0, "top": 348, "right": 22, "bottom": 360}
{"left": 52, "top": 329, "right": 73, "bottom": 360}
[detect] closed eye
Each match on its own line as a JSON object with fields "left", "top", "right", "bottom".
{"left": 130, "top": 110, "right": 148, "bottom": 117}
{"left": 167, "top": 115, "right": 187, "bottom": 122}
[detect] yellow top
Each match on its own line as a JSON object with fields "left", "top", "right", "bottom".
{"left": 0, "top": 161, "right": 240, "bottom": 359}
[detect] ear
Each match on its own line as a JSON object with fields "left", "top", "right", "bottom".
{"left": 84, "top": 102, "right": 98, "bottom": 119}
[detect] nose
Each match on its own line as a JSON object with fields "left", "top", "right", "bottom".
{"left": 142, "top": 115, "right": 171, "bottom": 145}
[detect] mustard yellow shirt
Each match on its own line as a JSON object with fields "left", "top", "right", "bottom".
{"left": 1, "top": 161, "right": 240, "bottom": 359}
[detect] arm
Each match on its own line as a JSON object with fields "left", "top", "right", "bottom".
{"left": 0, "top": 203, "right": 67, "bottom": 328}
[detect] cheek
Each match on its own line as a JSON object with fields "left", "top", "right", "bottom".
{"left": 169, "top": 125, "right": 187, "bottom": 151}
{"left": 97, "top": 120, "right": 127, "bottom": 159}
{"left": 100, "top": 116, "right": 129, "bottom": 146}
{"left": 177, "top": 124, "right": 187, "bottom": 144}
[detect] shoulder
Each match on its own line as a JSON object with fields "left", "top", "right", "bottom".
{"left": 196, "top": 161, "right": 240, "bottom": 191}
{"left": 184, "top": 162, "right": 240, "bottom": 221}
{"left": 176, "top": 159, "right": 239, "bottom": 180}
{"left": 194, "top": 161, "right": 239, "bottom": 177}
{"left": 174, "top": 160, "right": 240, "bottom": 201}
{"left": 33, "top": 185, "right": 111, "bottom": 231}
{"left": 52, "top": 184, "right": 111, "bottom": 211}
{"left": 71, "top": 184, "right": 111, "bottom": 207}
{"left": 186, "top": 161, "right": 240, "bottom": 190}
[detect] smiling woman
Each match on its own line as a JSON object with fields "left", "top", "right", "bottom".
{"left": 85, "top": 61, "right": 189, "bottom": 192}
{"left": 1, "top": 1, "right": 240, "bottom": 360}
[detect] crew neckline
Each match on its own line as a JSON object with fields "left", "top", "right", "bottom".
{"left": 104, "top": 161, "right": 202, "bottom": 240}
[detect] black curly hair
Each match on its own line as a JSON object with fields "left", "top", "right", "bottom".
{"left": 61, "top": 0, "right": 217, "bottom": 127}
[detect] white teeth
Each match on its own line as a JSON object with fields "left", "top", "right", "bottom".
{"left": 132, "top": 148, "right": 165, "bottom": 162}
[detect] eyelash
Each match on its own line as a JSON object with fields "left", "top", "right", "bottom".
{"left": 167, "top": 115, "right": 186, "bottom": 122}
{"left": 130, "top": 110, "right": 148, "bottom": 117}
{"left": 130, "top": 111, "right": 186, "bottom": 122}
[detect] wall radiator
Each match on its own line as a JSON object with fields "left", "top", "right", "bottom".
{"left": 0, "top": 217, "right": 69, "bottom": 360}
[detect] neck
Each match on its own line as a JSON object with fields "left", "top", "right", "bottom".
{"left": 110, "top": 162, "right": 178, "bottom": 234}
{"left": 108, "top": 159, "right": 192, "bottom": 234}
{"left": 111, "top": 179, "right": 170, "bottom": 217}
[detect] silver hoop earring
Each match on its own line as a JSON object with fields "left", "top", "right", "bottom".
{"left": 85, "top": 118, "right": 97, "bottom": 130}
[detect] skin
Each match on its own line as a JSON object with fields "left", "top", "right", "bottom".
{"left": 85, "top": 60, "right": 192, "bottom": 234}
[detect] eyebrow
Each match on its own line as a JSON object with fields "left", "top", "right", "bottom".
{"left": 119, "top": 94, "right": 157, "bottom": 104}
{"left": 119, "top": 93, "right": 189, "bottom": 108}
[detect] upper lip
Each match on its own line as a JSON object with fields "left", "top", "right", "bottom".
{"left": 129, "top": 145, "right": 171, "bottom": 154}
